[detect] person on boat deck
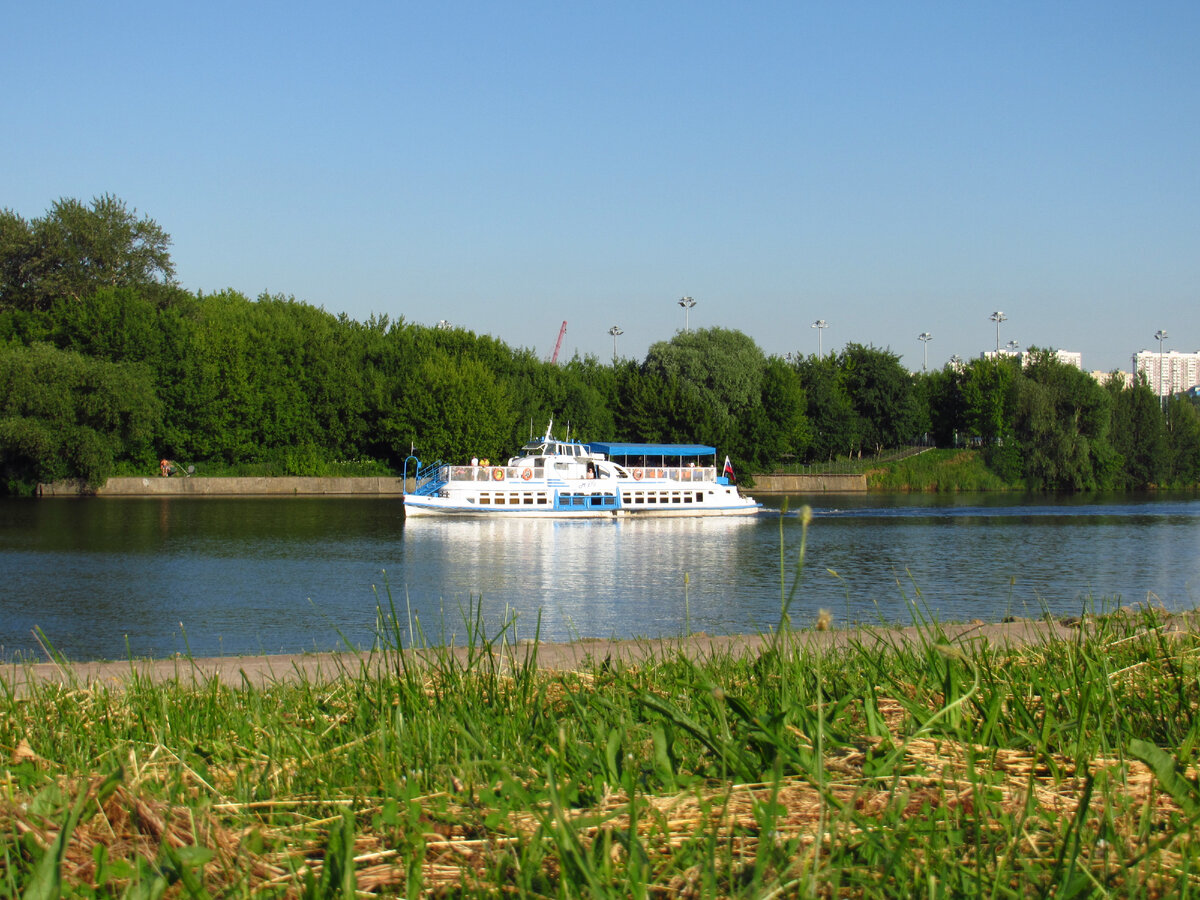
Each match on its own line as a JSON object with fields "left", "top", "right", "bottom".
{"left": 586, "top": 462, "right": 595, "bottom": 479}
{"left": 471, "top": 456, "right": 478, "bottom": 467}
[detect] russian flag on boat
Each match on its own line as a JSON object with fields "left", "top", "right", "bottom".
{"left": 723, "top": 456, "right": 735, "bottom": 480}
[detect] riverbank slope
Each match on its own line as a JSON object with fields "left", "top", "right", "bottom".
{"left": 2, "top": 608, "right": 1196, "bottom": 895}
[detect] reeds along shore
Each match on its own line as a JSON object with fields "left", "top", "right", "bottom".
{"left": 1, "top": 601, "right": 1199, "bottom": 897}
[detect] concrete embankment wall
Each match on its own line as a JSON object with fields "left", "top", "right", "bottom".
{"left": 38, "top": 476, "right": 412, "bottom": 497}
{"left": 748, "top": 473, "right": 867, "bottom": 493}
{"left": 38, "top": 472, "right": 867, "bottom": 497}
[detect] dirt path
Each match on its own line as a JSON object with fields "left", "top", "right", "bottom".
{"left": 5, "top": 616, "right": 1147, "bottom": 697}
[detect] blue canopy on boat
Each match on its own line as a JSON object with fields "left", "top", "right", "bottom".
{"left": 587, "top": 442, "right": 716, "bottom": 458}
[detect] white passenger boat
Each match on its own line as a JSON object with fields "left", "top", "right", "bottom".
{"left": 403, "top": 425, "right": 762, "bottom": 518}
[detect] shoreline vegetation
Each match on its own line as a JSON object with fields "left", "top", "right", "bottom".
{"left": 5, "top": 196, "right": 1200, "bottom": 497}
{"left": 3, "top": 607, "right": 1199, "bottom": 895}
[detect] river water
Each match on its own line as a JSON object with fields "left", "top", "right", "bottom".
{"left": 1, "top": 494, "right": 1198, "bottom": 661}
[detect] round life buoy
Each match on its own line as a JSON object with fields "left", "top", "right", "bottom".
{"left": 521, "top": 468, "right": 533, "bottom": 481}
{"left": 492, "top": 468, "right": 505, "bottom": 482}
{"left": 632, "top": 468, "right": 643, "bottom": 481}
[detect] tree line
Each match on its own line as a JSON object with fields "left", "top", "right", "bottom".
{"left": 1, "top": 196, "right": 1197, "bottom": 494}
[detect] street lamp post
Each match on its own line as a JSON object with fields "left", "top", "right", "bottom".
{"left": 918, "top": 332, "right": 932, "bottom": 372}
{"left": 811, "top": 319, "right": 828, "bottom": 356}
{"left": 1006, "top": 340, "right": 1020, "bottom": 359}
{"left": 608, "top": 325, "right": 623, "bottom": 360}
{"left": 677, "top": 296, "right": 696, "bottom": 333}
{"left": 989, "top": 311, "right": 1007, "bottom": 355}
{"left": 1155, "top": 329, "right": 1169, "bottom": 406}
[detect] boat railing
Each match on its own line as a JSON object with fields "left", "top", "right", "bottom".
{"left": 443, "top": 465, "right": 543, "bottom": 483}
{"left": 407, "top": 457, "right": 446, "bottom": 496}
{"left": 434, "top": 464, "right": 718, "bottom": 484}
{"left": 627, "top": 466, "right": 717, "bottom": 483}
{"left": 673, "top": 466, "right": 716, "bottom": 482}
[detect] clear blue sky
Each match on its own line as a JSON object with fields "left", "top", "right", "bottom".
{"left": 5, "top": 1, "right": 1197, "bottom": 373}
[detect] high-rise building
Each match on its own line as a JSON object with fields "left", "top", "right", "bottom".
{"left": 1132, "top": 349, "right": 1200, "bottom": 397}
{"left": 981, "top": 348, "right": 1083, "bottom": 370}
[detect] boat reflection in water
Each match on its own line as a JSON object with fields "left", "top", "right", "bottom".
{"left": 395, "top": 515, "right": 771, "bottom": 644}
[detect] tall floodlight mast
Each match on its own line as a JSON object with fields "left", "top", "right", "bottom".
{"left": 677, "top": 296, "right": 696, "bottom": 333}
{"left": 608, "top": 325, "right": 623, "bottom": 360}
{"left": 811, "top": 319, "right": 828, "bottom": 356}
{"left": 918, "top": 332, "right": 933, "bottom": 372}
{"left": 990, "top": 311, "right": 1007, "bottom": 355}
{"left": 1156, "top": 329, "right": 1169, "bottom": 407}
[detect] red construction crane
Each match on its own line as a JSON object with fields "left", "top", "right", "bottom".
{"left": 549, "top": 320, "right": 567, "bottom": 364}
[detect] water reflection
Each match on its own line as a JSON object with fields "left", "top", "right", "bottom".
{"left": 1, "top": 494, "right": 1198, "bottom": 661}
{"left": 396, "top": 516, "right": 765, "bottom": 644}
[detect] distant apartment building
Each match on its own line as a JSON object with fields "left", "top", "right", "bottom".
{"left": 981, "top": 348, "right": 1083, "bottom": 370}
{"left": 1092, "top": 369, "right": 1133, "bottom": 389}
{"left": 1047, "top": 349, "right": 1083, "bottom": 370}
{"left": 1132, "top": 349, "right": 1200, "bottom": 397}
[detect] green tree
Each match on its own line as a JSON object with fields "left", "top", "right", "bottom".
{"left": 613, "top": 361, "right": 671, "bottom": 443}
{"left": 0, "top": 195, "right": 175, "bottom": 312}
{"left": 795, "top": 353, "right": 861, "bottom": 460}
{"left": 49, "top": 285, "right": 165, "bottom": 365}
{"left": 1012, "top": 349, "right": 1116, "bottom": 490}
{"left": 840, "top": 343, "right": 922, "bottom": 451}
{"left": 1165, "top": 394, "right": 1200, "bottom": 485}
{"left": 383, "top": 351, "right": 516, "bottom": 464}
{"left": 553, "top": 355, "right": 618, "bottom": 442}
{"left": 743, "top": 357, "right": 810, "bottom": 469}
{"left": 0, "top": 343, "right": 161, "bottom": 492}
{"left": 961, "top": 356, "right": 1021, "bottom": 482}
{"left": 1108, "top": 375, "right": 1168, "bottom": 488}
{"left": 155, "top": 290, "right": 262, "bottom": 463}
{"left": 921, "top": 364, "right": 967, "bottom": 447}
{"left": 639, "top": 327, "right": 768, "bottom": 453}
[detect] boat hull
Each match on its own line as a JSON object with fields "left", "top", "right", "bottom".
{"left": 403, "top": 493, "right": 764, "bottom": 518}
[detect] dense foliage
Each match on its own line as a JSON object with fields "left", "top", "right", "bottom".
{"left": 2, "top": 196, "right": 1198, "bottom": 493}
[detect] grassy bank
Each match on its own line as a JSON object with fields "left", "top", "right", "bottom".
{"left": 768, "top": 448, "right": 1017, "bottom": 492}
{"left": 866, "top": 448, "right": 1017, "bottom": 491}
{"left": 2, "top": 604, "right": 1198, "bottom": 896}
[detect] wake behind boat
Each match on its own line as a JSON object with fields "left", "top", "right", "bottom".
{"left": 403, "top": 424, "right": 762, "bottom": 518}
